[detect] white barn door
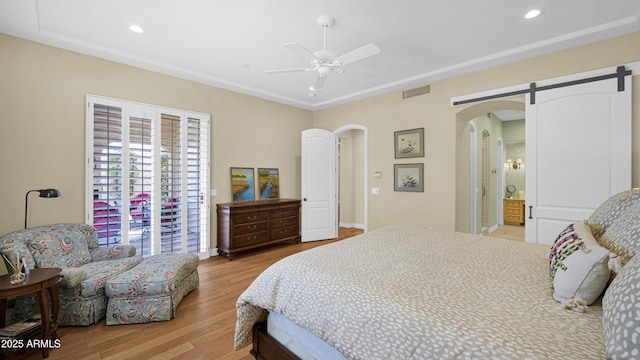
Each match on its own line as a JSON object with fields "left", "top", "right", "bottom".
{"left": 301, "top": 129, "right": 338, "bottom": 242}
{"left": 525, "top": 75, "right": 631, "bottom": 244}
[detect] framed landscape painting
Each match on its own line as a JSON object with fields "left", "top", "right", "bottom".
{"left": 394, "top": 128, "right": 424, "bottom": 158}
{"left": 258, "top": 168, "right": 280, "bottom": 200}
{"left": 394, "top": 163, "right": 424, "bottom": 192}
{"left": 231, "top": 167, "right": 255, "bottom": 201}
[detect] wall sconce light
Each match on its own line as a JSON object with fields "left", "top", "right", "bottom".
{"left": 25, "top": 188, "right": 61, "bottom": 228}
{"left": 505, "top": 158, "right": 524, "bottom": 170}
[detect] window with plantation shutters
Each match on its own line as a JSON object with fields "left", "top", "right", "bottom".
{"left": 91, "top": 103, "right": 124, "bottom": 245}
{"left": 86, "top": 95, "right": 210, "bottom": 258}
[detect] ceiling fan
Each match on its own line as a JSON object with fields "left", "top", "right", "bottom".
{"left": 265, "top": 15, "right": 381, "bottom": 96}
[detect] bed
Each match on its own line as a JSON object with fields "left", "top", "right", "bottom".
{"left": 235, "top": 190, "right": 640, "bottom": 360}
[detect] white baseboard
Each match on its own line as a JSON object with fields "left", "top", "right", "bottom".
{"left": 487, "top": 224, "right": 499, "bottom": 234}
{"left": 339, "top": 222, "right": 365, "bottom": 230}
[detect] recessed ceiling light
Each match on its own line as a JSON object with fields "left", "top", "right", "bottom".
{"left": 129, "top": 25, "right": 144, "bottom": 33}
{"left": 524, "top": 9, "right": 542, "bottom": 20}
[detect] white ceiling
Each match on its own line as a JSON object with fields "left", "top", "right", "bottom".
{"left": 1, "top": 0, "right": 639, "bottom": 110}
{"left": 493, "top": 110, "right": 525, "bottom": 121}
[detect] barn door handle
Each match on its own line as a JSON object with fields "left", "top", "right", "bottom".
{"left": 528, "top": 206, "right": 533, "bottom": 219}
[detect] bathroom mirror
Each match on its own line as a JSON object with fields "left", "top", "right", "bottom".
{"left": 504, "top": 141, "right": 525, "bottom": 199}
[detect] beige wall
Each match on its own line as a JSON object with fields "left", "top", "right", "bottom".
{"left": 2, "top": 31, "right": 640, "bottom": 244}
{"left": 314, "top": 31, "right": 640, "bottom": 232}
{"left": 0, "top": 34, "right": 314, "bottom": 247}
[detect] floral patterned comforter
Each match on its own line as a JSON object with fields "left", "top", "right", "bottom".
{"left": 235, "top": 224, "right": 605, "bottom": 359}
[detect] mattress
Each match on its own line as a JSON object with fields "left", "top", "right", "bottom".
{"left": 267, "top": 311, "right": 346, "bottom": 360}
{"left": 236, "top": 224, "right": 605, "bottom": 359}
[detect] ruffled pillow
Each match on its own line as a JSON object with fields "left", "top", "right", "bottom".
{"left": 549, "top": 222, "right": 611, "bottom": 305}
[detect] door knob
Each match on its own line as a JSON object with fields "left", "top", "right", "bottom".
{"left": 303, "top": 198, "right": 307, "bottom": 201}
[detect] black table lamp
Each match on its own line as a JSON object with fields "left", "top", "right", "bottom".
{"left": 25, "top": 188, "right": 61, "bottom": 228}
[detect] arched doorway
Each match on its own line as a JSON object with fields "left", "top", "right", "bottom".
{"left": 334, "top": 124, "right": 368, "bottom": 233}
{"left": 454, "top": 99, "right": 525, "bottom": 233}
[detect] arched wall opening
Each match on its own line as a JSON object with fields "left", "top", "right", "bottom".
{"left": 455, "top": 99, "right": 525, "bottom": 233}
{"left": 334, "top": 124, "right": 368, "bottom": 233}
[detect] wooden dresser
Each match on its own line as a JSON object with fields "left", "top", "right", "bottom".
{"left": 216, "top": 199, "right": 301, "bottom": 260}
{"left": 503, "top": 198, "right": 525, "bottom": 225}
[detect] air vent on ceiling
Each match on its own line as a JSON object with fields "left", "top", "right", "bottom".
{"left": 402, "top": 85, "right": 430, "bottom": 99}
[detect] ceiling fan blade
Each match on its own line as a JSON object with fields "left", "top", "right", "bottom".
{"left": 334, "top": 43, "right": 381, "bottom": 65}
{"left": 284, "top": 42, "right": 322, "bottom": 62}
{"left": 265, "top": 68, "right": 313, "bottom": 74}
{"left": 309, "top": 75, "right": 327, "bottom": 92}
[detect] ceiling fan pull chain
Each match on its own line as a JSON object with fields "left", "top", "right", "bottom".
{"left": 322, "top": 24, "right": 327, "bottom": 51}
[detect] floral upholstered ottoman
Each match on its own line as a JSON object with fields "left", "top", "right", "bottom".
{"left": 104, "top": 253, "right": 199, "bottom": 325}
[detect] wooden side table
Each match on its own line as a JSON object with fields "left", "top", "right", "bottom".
{"left": 0, "top": 267, "right": 62, "bottom": 358}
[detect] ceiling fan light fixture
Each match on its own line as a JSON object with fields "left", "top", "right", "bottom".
{"left": 524, "top": 9, "right": 542, "bottom": 20}
{"left": 129, "top": 24, "right": 145, "bottom": 33}
{"left": 316, "top": 15, "right": 335, "bottom": 28}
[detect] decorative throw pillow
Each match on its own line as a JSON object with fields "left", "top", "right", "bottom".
{"left": 0, "top": 229, "right": 38, "bottom": 271}
{"left": 549, "top": 222, "right": 611, "bottom": 305}
{"left": 602, "top": 254, "right": 640, "bottom": 359}
{"left": 0, "top": 242, "right": 37, "bottom": 272}
{"left": 29, "top": 230, "right": 92, "bottom": 268}
{"left": 598, "top": 200, "right": 640, "bottom": 262}
{"left": 586, "top": 188, "right": 640, "bottom": 239}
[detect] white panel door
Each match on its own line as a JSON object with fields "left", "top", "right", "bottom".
{"left": 525, "top": 76, "right": 631, "bottom": 244}
{"left": 301, "top": 129, "right": 337, "bottom": 242}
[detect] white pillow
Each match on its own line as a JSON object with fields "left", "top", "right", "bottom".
{"left": 549, "top": 222, "right": 611, "bottom": 305}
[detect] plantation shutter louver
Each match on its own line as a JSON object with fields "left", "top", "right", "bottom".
{"left": 86, "top": 95, "right": 210, "bottom": 258}
{"left": 129, "top": 114, "right": 154, "bottom": 255}
{"left": 91, "top": 103, "right": 123, "bottom": 246}
{"left": 186, "top": 117, "right": 208, "bottom": 253}
{"left": 160, "top": 113, "right": 183, "bottom": 253}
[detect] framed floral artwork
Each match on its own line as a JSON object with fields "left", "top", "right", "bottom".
{"left": 394, "top": 163, "right": 424, "bottom": 192}
{"left": 394, "top": 128, "right": 424, "bottom": 158}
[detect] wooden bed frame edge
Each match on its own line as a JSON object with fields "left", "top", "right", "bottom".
{"left": 251, "top": 321, "right": 301, "bottom": 360}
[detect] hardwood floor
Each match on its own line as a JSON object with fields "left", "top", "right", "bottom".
{"left": 8, "top": 227, "right": 363, "bottom": 360}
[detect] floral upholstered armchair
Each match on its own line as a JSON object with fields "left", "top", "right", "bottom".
{"left": 0, "top": 223, "right": 142, "bottom": 326}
